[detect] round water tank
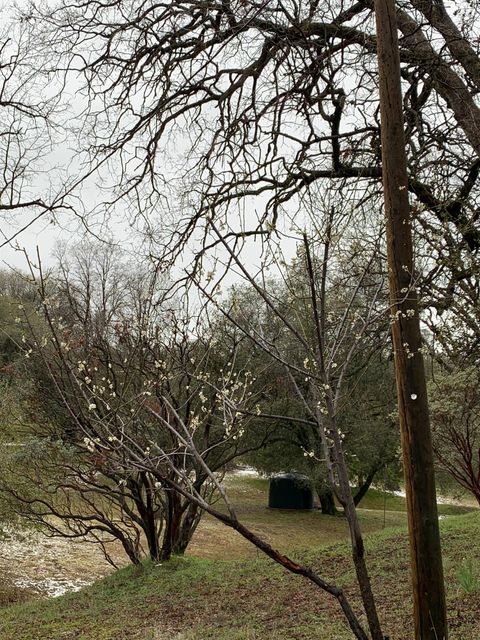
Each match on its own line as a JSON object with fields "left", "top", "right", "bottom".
{"left": 268, "top": 473, "right": 314, "bottom": 510}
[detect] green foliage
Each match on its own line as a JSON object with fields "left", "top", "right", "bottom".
{"left": 456, "top": 558, "right": 480, "bottom": 595}
{"left": 0, "top": 298, "right": 25, "bottom": 367}
{"left": 338, "top": 353, "right": 400, "bottom": 485}
{"left": 245, "top": 352, "right": 401, "bottom": 501}
{"left": 0, "top": 270, "right": 44, "bottom": 370}
{"left": 429, "top": 366, "right": 480, "bottom": 419}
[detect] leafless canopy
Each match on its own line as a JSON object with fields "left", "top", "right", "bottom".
{"left": 0, "top": 20, "right": 71, "bottom": 245}
{"left": 18, "top": 0, "right": 480, "bottom": 272}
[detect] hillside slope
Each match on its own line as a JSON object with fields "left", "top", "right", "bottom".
{"left": 0, "top": 512, "right": 479, "bottom": 640}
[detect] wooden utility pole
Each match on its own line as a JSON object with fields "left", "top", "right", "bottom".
{"left": 374, "top": 1, "right": 448, "bottom": 639}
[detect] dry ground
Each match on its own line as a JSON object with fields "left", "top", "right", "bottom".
{"left": 0, "top": 475, "right": 475, "bottom": 609}
{"left": 0, "top": 511, "right": 478, "bottom": 640}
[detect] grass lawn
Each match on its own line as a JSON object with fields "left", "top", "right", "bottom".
{"left": 0, "top": 477, "right": 478, "bottom": 640}
{"left": 189, "top": 477, "right": 405, "bottom": 560}
{"left": 187, "top": 477, "right": 473, "bottom": 560}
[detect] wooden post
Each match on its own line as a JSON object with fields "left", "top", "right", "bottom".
{"left": 373, "top": 1, "right": 448, "bottom": 639}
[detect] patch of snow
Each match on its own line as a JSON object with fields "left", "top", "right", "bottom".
{"left": 393, "top": 490, "right": 465, "bottom": 507}
{"left": 0, "top": 527, "right": 120, "bottom": 599}
{"left": 233, "top": 466, "right": 259, "bottom": 477}
{"left": 13, "top": 576, "right": 90, "bottom": 598}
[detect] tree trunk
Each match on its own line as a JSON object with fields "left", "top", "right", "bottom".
{"left": 354, "top": 467, "right": 378, "bottom": 507}
{"left": 172, "top": 501, "right": 201, "bottom": 555}
{"left": 160, "top": 489, "right": 203, "bottom": 559}
{"left": 160, "top": 490, "right": 175, "bottom": 561}
{"left": 317, "top": 482, "right": 337, "bottom": 515}
{"left": 118, "top": 534, "right": 142, "bottom": 565}
{"left": 334, "top": 450, "right": 384, "bottom": 640}
{"left": 374, "top": 2, "right": 448, "bottom": 638}
{"left": 130, "top": 472, "right": 163, "bottom": 562}
{"left": 143, "top": 509, "right": 161, "bottom": 562}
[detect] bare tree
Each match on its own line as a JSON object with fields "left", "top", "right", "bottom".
{"left": 195, "top": 203, "right": 390, "bottom": 640}
{"left": 0, "top": 439, "right": 166, "bottom": 566}
{"left": 0, "top": 19, "right": 70, "bottom": 246}
{"left": 18, "top": 0, "right": 480, "bottom": 270}
{"left": 7, "top": 242, "right": 279, "bottom": 563}
{"left": 23, "top": 204, "right": 395, "bottom": 639}
{"left": 429, "top": 367, "right": 480, "bottom": 506}
{"left": 422, "top": 259, "right": 480, "bottom": 506}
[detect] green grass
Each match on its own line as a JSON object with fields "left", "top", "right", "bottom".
{"left": 0, "top": 477, "right": 478, "bottom": 640}
{"left": 189, "top": 479, "right": 472, "bottom": 561}
{"left": 0, "top": 512, "right": 479, "bottom": 639}
{"left": 189, "top": 478, "right": 413, "bottom": 560}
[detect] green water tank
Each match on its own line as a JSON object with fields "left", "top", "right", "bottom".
{"left": 268, "top": 473, "right": 314, "bottom": 510}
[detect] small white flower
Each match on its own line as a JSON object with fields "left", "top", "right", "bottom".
{"left": 83, "top": 437, "right": 95, "bottom": 452}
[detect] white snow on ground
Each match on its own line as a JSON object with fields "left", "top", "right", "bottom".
{"left": 0, "top": 528, "right": 122, "bottom": 598}
{"left": 13, "top": 576, "right": 91, "bottom": 598}
{"left": 393, "top": 489, "right": 470, "bottom": 506}
{"left": 233, "top": 466, "right": 259, "bottom": 477}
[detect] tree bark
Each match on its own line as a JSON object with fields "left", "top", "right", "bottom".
{"left": 172, "top": 502, "right": 201, "bottom": 555}
{"left": 374, "top": 2, "right": 448, "bottom": 638}
{"left": 333, "top": 442, "right": 384, "bottom": 640}
{"left": 317, "top": 482, "right": 337, "bottom": 515}
{"left": 395, "top": 5, "right": 480, "bottom": 158}
{"left": 160, "top": 490, "right": 175, "bottom": 561}
{"left": 230, "top": 517, "right": 370, "bottom": 640}
{"left": 408, "top": 0, "right": 480, "bottom": 91}
{"left": 353, "top": 467, "right": 378, "bottom": 507}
